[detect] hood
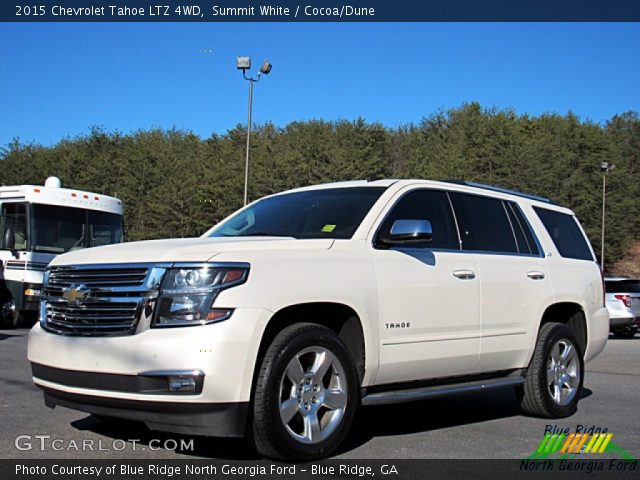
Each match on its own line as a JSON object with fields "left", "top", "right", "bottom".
{"left": 49, "top": 237, "right": 335, "bottom": 266}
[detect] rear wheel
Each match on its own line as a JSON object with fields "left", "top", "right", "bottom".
{"left": 519, "top": 322, "right": 584, "bottom": 418}
{"left": 612, "top": 326, "right": 637, "bottom": 339}
{"left": 250, "top": 323, "right": 358, "bottom": 460}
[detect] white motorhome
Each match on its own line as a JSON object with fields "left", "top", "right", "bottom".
{"left": 0, "top": 177, "right": 123, "bottom": 327}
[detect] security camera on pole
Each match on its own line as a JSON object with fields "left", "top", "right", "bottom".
{"left": 236, "top": 57, "right": 273, "bottom": 206}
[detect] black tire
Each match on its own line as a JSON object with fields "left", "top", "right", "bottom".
{"left": 612, "top": 327, "right": 637, "bottom": 339}
{"left": 11, "top": 311, "right": 25, "bottom": 329}
{"left": 519, "top": 322, "right": 584, "bottom": 418}
{"left": 0, "top": 298, "right": 23, "bottom": 329}
{"left": 250, "top": 323, "right": 358, "bottom": 461}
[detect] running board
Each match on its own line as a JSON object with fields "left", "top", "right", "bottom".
{"left": 361, "top": 370, "right": 526, "bottom": 406}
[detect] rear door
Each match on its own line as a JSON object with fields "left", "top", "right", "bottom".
{"left": 450, "top": 193, "right": 553, "bottom": 372}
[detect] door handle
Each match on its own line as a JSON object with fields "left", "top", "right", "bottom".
{"left": 527, "top": 271, "right": 545, "bottom": 280}
{"left": 453, "top": 270, "right": 476, "bottom": 280}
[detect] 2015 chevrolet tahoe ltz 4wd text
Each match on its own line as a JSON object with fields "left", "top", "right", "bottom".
{"left": 28, "top": 179, "right": 609, "bottom": 460}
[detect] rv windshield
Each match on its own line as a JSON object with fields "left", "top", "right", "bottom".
{"left": 30, "top": 204, "right": 123, "bottom": 253}
{"left": 88, "top": 210, "right": 124, "bottom": 247}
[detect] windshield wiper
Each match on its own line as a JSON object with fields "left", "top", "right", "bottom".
{"left": 67, "top": 224, "right": 85, "bottom": 251}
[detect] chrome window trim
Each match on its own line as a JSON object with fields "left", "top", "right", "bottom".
{"left": 389, "top": 246, "right": 546, "bottom": 258}
{"left": 446, "top": 191, "right": 463, "bottom": 250}
{"left": 508, "top": 201, "right": 544, "bottom": 257}
{"left": 502, "top": 200, "right": 521, "bottom": 254}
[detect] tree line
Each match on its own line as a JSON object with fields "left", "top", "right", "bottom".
{"left": 1, "top": 103, "right": 638, "bottom": 269}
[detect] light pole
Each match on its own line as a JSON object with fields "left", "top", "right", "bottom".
{"left": 600, "top": 161, "right": 615, "bottom": 271}
{"left": 236, "top": 56, "right": 272, "bottom": 206}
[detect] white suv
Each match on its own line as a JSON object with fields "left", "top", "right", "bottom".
{"left": 27, "top": 179, "right": 609, "bottom": 460}
{"left": 605, "top": 277, "right": 640, "bottom": 338}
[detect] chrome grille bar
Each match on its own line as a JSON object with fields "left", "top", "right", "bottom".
{"left": 41, "top": 264, "right": 163, "bottom": 337}
{"left": 48, "top": 267, "right": 148, "bottom": 288}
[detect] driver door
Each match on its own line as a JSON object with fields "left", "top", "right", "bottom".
{"left": 370, "top": 188, "right": 482, "bottom": 385}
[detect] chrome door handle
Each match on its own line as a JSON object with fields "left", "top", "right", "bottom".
{"left": 527, "top": 271, "right": 545, "bottom": 280}
{"left": 453, "top": 270, "right": 476, "bottom": 280}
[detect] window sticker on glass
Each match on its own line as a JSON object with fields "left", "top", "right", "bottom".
{"left": 321, "top": 224, "right": 336, "bottom": 233}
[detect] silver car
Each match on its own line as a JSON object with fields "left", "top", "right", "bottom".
{"left": 605, "top": 277, "right": 640, "bottom": 338}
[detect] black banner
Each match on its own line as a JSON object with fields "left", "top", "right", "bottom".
{"left": 2, "top": 1, "right": 640, "bottom": 22}
{"left": 3, "top": 459, "right": 639, "bottom": 480}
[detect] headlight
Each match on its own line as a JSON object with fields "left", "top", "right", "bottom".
{"left": 153, "top": 265, "right": 249, "bottom": 328}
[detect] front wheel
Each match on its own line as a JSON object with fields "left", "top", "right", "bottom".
{"left": 519, "top": 322, "right": 584, "bottom": 418}
{"left": 250, "top": 323, "right": 358, "bottom": 460}
{"left": 0, "top": 298, "right": 24, "bottom": 329}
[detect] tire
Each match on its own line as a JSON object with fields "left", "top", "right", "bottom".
{"left": 250, "top": 323, "right": 358, "bottom": 460}
{"left": 519, "top": 322, "right": 584, "bottom": 418}
{"left": 612, "top": 327, "right": 637, "bottom": 339}
{"left": 0, "top": 298, "right": 23, "bottom": 329}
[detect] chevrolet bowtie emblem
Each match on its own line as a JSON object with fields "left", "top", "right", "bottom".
{"left": 62, "top": 285, "right": 90, "bottom": 305}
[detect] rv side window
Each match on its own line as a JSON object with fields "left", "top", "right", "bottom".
{"left": 89, "top": 211, "right": 124, "bottom": 247}
{"left": 1, "top": 203, "right": 28, "bottom": 250}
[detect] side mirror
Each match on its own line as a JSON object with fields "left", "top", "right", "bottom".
{"left": 379, "top": 219, "right": 433, "bottom": 245}
{"left": 3, "top": 227, "right": 15, "bottom": 251}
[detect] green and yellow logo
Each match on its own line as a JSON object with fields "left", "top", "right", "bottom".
{"left": 528, "top": 433, "right": 636, "bottom": 460}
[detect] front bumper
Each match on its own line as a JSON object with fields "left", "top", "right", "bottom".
{"left": 28, "top": 307, "right": 272, "bottom": 436}
{"left": 41, "top": 386, "right": 248, "bottom": 437}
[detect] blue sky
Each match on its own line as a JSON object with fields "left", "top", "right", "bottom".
{"left": 0, "top": 22, "right": 638, "bottom": 147}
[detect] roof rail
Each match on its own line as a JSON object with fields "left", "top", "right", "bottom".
{"left": 442, "top": 180, "right": 553, "bottom": 204}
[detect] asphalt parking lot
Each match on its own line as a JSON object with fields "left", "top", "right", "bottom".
{"left": 1, "top": 327, "right": 639, "bottom": 460}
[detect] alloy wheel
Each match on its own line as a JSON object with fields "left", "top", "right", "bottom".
{"left": 278, "top": 346, "right": 348, "bottom": 444}
{"left": 546, "top": 339, "right": 580, "bottom": 406}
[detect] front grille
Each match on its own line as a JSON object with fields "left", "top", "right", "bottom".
{"left": 48, "top": 267, "right": 148, "bottom": 288}
{"left": 45, "top": 301, "right": 140, "bottom": 335}
{"left": 42, "top": 265, "right": 155, "bottom": 337}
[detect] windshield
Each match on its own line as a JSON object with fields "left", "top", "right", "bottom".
{"left": 30, "top": 204, "right": 123, "bottom": 253}
{"left": 209, "top": 187, "right": 386, "bottom": 240}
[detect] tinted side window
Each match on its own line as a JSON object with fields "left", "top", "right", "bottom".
{"left": 505, "top": 201, "right": 540, "bottom": 256}
{"left": 533, "top": 207, "right": 594, "bottom": 261}
{"left": 377, "top": 190, "right": 459, "bottom": 249}
{"left": 451, "top": 193, "right": 518, "bottom": 253}
{"left": 605, "top": 280, "right": 640, "bottom": 294}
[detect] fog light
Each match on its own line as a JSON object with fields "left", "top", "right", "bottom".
{"left": 168, "top": 375, "right": 197, "bottom": 393}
